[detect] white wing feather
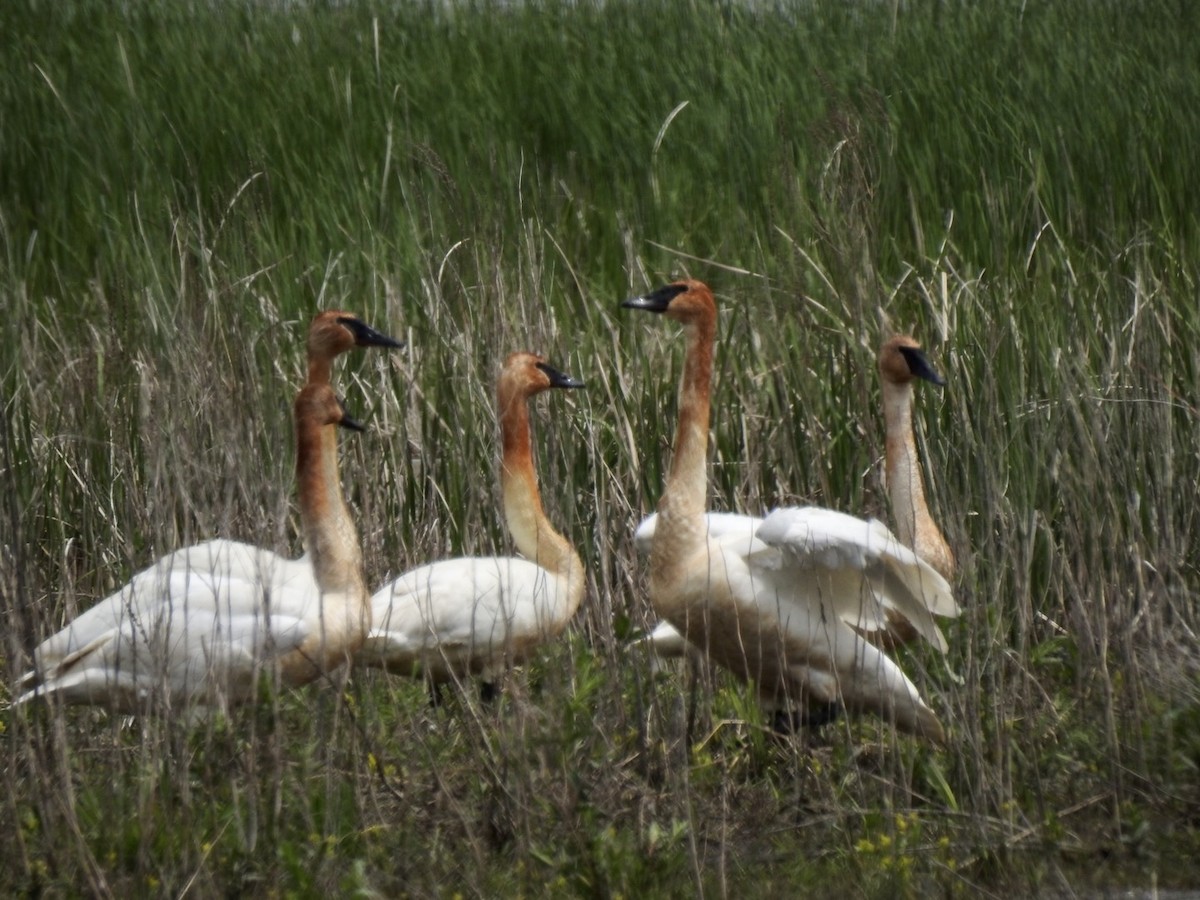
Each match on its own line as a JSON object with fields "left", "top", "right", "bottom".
{"left": 753, "top": 507, "right": 958, "bottom": 651}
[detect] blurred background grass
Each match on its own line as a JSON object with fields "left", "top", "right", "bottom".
{"left": 2, "top": 0, "right": 1199, "bottom": 895}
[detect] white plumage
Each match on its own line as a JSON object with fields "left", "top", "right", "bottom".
{"left": 648, "top": 507, "right": 950, "bottom": 739}
{"left": 751, "top": 507, "right": 956, "bottom": 651}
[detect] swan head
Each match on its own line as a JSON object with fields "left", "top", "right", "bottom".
{"left": 500, "top": 352, "right": 585, "bottom": 397}
{"left": 294, "top": 382, "right": 365, "bottom": 432}
{"left": 308, "top": 311, "right": 405, "bottom": 362}
{"left": 879, "top": 336, "right": 944, "bottom": 387}
{"left": 622, "top": 279, "right": 716, "bottom": 325}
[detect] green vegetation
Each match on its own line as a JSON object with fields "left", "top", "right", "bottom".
{"left": 3, "top": 0, "right": 1199, "bottom": 894}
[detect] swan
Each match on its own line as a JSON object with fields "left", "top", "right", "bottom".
{"left": 15, "top": 312, "right": 403, "bottom": 713}
{"left": 357, "top": 352, "right": 585, "bottom": 697}
{"left": 624, "top": 280, "right": 956, "bottom": 742}
{"left": 636, "top": 333, "right": 955, "bottom": 653}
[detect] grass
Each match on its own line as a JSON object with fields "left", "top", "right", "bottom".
{"left": 3, "top": 0, "right": 1200, "bottom": 894}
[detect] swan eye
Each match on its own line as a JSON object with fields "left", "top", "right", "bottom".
{"left": 897, "top": 346, "right": 945, "bottom": 386}
{"left": 645, "top": 283, "right": 689, "bottom": 305}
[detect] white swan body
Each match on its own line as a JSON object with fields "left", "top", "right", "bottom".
{"left": 18, "top": 541, "right": 320, "bottom": 709}
{"left": 361, "top": 555, "right": 576, "bottom": 682}
{"left": 654, "top": 508, "right": 949, "bottom": 739}
{"left": 634, "top": 509, "right": 955, "bottom": 653}
{"left": 750, "top": 507, "right": 956, "bottom": 650}
{"left": 17, "top": 312, "right": 403, "bottom": 713}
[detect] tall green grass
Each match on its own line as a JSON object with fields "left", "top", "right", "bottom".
{"left": 3, "top": 0, "right": 1200, "bottom": 894}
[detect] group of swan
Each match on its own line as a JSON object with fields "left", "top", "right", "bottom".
{"left": 16, "top": 284, "right": 959, "bottom": 744}
{"left": 16, "top": 312, "right": 403, "bottom": 711}
{"left": 635, "top": 333, "right": 957, "bottom": 656}
{"left": 623, "top": 282, "right": 958, "bottom": 742}
{"left": 16, "top": 330, "right": 587, "bottom": 716}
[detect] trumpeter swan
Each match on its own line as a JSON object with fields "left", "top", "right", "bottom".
{"left": 358, "top": 352, "right": 585, "bottom": 696}
{"left": 637, "top": 333, "right": 955, "bottom": 653}
{"left": 16, "top": 312, "right": 403, "bottom": 713}
{"left": 624, "top": 280, "right": 956, "bottom": 742}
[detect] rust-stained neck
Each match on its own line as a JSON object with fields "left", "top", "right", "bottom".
{"left": 294, "top": 384, "right": 367, "bottom": 600}
{"left": 497, "top": 355, "right": 585, "bottom": 612}
{"left": 649, "top": 282, "right": 718, "bottom": 584}
{"left": 880, "top": 341, "right": 955, "bottom": 581}
{"left": 307, "top": 355, "right": 334, "bottom": 387}
{"left": 285, "top": 307, "right": 402, "bottom": 677}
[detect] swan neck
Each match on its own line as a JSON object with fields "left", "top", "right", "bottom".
{"left": 653, "top": 314, "right": 715, "bottom": 572}
{"left": 307, "top": 355, "right": 334, "bottom": 387}
{"left": 882, "top": 380, "right": 954, "bottom": 578}
{"left": 883, "top": 382, "right": 923, "bottom": 544}
{"left": 295, "top": 410, "right": 367, "bottom": 602}
{"left": 498, "top": 384, "right": 585, "bottom": 609}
